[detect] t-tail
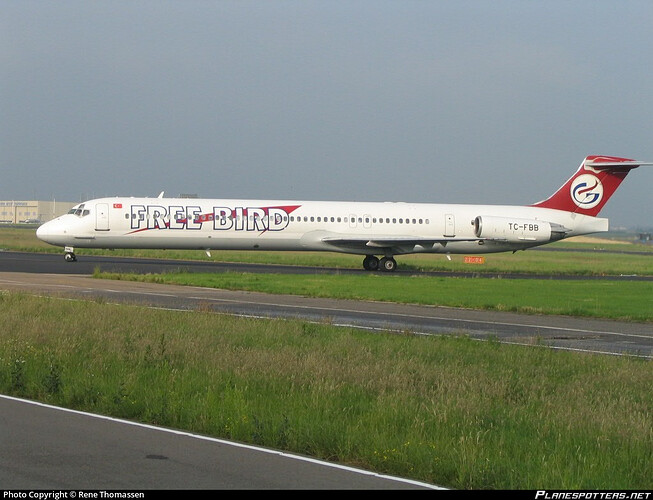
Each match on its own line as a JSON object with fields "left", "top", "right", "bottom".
{"left": 531, "top": 155, "right": 652, "bottom": 216}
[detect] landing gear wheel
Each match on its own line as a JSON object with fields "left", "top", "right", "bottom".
{"left": 379, "top": 257, "right": 397, "bottom": 272}
{"left": 64, "top": 252, "right": 77, "bottom": 262}
{"left": 363, "top": 255, "right": 380, "bottom": 271}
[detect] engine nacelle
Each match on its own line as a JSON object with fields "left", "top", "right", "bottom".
{"left": 474, "top": 216, "right": 564, "bottom": 243}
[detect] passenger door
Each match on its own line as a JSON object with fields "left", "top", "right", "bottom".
{"left": 95, "top": 203, "right": 110, "bottom": 231}
{"left": 444, "top": 213, "right": 455, "bottom": 237}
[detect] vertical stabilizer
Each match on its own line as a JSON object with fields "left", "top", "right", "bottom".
{"left": 531, "top": 156, "right": 646, "bottom": 216}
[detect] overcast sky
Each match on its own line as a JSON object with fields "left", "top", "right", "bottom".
{"left": 2, "top": 1, "right": 652, "bottom": 228}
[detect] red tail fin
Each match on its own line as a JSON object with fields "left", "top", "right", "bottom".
{"left": 531, "top": 156, "right": 644, "bottom": 216}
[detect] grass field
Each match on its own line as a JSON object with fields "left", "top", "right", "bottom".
{"left": 1, "top": 293, "right": 651, "bottom": 490}
{"left": 2, "top": 226, "right": 652, "bottom": 276}
{"left": 96, "top": 270, "right": 653, "bottom": 322}
{"left": 1, "top": 226, "right": 652, "bottom": 489}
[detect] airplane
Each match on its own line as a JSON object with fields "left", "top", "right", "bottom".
{"left": 36, "top": 155, "right": 651, "bottom": 271}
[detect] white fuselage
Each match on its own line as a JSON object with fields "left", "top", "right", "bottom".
{"left": 37, "top": 196, "right": 609, "bottom": 256}
{"left": 36, "top": 156, "right": 650, "bottom": 269}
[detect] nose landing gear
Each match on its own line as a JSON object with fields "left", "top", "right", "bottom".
{"left": 64, "top": 246, "right": 77, "bottom": 262}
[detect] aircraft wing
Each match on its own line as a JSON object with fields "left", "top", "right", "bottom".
{"left": 319, "top": 234, "right": 480, "bottom": 254}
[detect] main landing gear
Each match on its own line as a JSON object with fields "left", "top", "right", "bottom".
{"left": 363, "top": 255, "right": 397, "bottom": 272}
{"left": 64, "top": 246, "right": 77, "bottom": 262}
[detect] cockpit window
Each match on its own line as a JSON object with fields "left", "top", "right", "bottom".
{"left": 69, "top": 204, "right": 90, "bottom": 217}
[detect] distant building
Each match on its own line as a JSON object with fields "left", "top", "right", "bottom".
{"left": 0, "top": 200, "right": 77, "bottom": 224}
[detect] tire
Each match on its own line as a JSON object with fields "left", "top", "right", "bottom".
{"left": 379, "top": 257, "right": 396, "bottom": 272}
{"left": 363, "top": 255, "right": 379, "bottom": 271}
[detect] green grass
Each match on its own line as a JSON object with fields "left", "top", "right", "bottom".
{"left": 1, "top": 293, "right": 651, "bottom": 489}
{"left": 95, "top": 271, "right": 653, "bottom": 322}
{"left": 3, "top": 227, "right": 652, "bottom": 488}
{"left": 2, "top": 226, "right": 652, "bottom": 276}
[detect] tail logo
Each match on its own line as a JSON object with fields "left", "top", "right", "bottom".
{"left": 571, "top": 174, "right": 603, "bottom": 209}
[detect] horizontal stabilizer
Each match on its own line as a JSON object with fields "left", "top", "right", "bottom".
{"left": 584, "top": 158, "right": 653, "bottom": 169}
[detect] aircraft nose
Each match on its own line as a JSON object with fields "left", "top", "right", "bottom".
{"left": 36, "top": 217, "right": 79, "bottom": 248}
{"left": 35, "top": 223, "right": 49, "bottom": 241}
{"left": 36, "top": 219, "right": 62, "bottom": 245}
